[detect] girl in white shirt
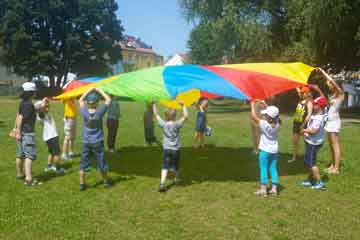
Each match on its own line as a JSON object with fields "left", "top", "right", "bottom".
{"left": 317, "top": 68, "right": 344, "bottom": 174}
{"left": 251, "top": 100, "right": 281, "bottom": 196}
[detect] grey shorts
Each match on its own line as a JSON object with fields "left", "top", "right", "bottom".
{"left": 16, "top": 133, "right": 37, "bottom": 160}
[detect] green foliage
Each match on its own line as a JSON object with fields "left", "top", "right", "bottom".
{"left": 0, "top": 0, "right": 124, "bottom": 88}
{"left": 180, "top": 0, "right": 360, "bottom": 69}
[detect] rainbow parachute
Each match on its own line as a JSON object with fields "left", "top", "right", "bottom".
{"left": 55, "top": 62, "right": 314, "bottom": 108}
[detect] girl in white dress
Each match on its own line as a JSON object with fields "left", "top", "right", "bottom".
{"left": 317, "top": 68, "right": 344, "bottom": 174}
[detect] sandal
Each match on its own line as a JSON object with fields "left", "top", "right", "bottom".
{"left": 24, "top": 179, "right": 42, "bottom": 187}
{"left": 328, "top": 168, "right": 340, "bottom": 174}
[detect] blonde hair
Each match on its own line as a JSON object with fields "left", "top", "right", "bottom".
{"left": 165, "top": 109, "right": 177, "bottom": 121}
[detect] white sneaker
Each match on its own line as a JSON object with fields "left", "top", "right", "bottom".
{"left": 69, "top": 152, "right": 75, "bottom": 158}
{"left": 44, "top": 166, "right": 53, "bottom": 172}
{"left": 62, "top": 154, "right": 70, "bottom": 161}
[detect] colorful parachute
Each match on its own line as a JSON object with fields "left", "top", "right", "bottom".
{"left": 55, "top": 62, "right": 314, "bottom": 108}
{"left": 63, "top": 77, "right": 104, "bottom": 92}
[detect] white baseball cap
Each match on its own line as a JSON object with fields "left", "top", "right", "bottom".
{"left": 261, "top": 106, "right": 279, "bottom": 118}
{"left": 22, "top": 82, "right": 36, "bottom": 92}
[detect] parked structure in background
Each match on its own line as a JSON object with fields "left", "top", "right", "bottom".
{"left": 0, "top": 65, "right": 27, "bottom": 95}
{"left": 331, "top": 70, "right": 360, "bottom": 108}
{"left": 165, "top": 53, "right": 189, "bottom": 66}
{"left": 113, "top": 35, "right": 163, "bottom": 73}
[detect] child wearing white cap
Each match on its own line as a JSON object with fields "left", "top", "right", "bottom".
{"left": 251, "top": 100, "right": 281, "bottom": 196}
{"left": 15, "top": 82, "right": 40, "bottom": 186}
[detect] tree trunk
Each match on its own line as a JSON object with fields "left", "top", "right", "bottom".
{"left": 49, "top": 75, "right": 56, "bottom": 88}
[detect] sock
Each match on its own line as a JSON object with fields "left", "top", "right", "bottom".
{"left": 261, "top": 185, "right": 267, "bottom": 192}
{"left": 271, "top": 184, "right": 277, "bottom": 192}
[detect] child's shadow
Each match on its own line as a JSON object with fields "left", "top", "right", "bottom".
{"left": 107, "top": 146, "right": 307, "bottom": 186}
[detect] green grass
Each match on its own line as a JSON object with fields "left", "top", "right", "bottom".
{"left": 0, "top": 99, "right": 360, "bottom": 240}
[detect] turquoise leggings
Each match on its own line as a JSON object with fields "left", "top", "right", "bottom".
{"left": 259, "top": 150, "right": 279, "bottom": 185}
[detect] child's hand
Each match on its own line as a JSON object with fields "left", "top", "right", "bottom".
{"left": 178, "top": 100, "right": 184, "bottom": 106}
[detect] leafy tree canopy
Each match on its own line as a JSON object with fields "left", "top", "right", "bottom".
{"left": 180, "top": 0, "right": 360, "bottom": 70}
{"left": 0, "top": 0, "right": 124, "bottom": 88}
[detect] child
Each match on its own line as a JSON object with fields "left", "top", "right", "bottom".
{"left": 62, "top": 99, "right": 77, "bottom": 160}
{"left": 301, "top": 96, "right": 327, "bottom": 190}
{"left": 317, "top": 68, "right": 344, "bottom": 174}
{"left": 153, "top": 101, "right": 188, "bottom": 192}
{"left": 106, "top": 96, "right": 120, "bottom": 152}
{"left": 34, "top": 98, "right": 64, "bottom": 174}
{"left": 143, "top": 103, "right": 157, "bottom": 146}
{"left": 193, "top": 98, "right": 208, "bottom": 148}
{"left": 15, "top": 82, "right": 39, "bottom": 186}
{"left": 290, "top": 86, "right": 313, "bottom": 163}
{"left": 79, "top": 87, "right": 111, "bottom": 191}
{"left": 251, "top": 100, "right": 281, "bottom": 196}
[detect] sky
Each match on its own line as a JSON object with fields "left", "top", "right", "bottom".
{"left": 116, "top": 0, "right": 194, "bottom": 59}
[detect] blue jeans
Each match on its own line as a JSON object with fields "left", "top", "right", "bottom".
{"left": 259, "top": 150, "right": 279, "bottom": 185}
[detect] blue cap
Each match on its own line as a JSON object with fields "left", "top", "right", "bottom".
{"left": 86, "top": 92, "right": 99, "bottom": 104}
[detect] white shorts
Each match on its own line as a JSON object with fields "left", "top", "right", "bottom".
{"left": 324, "top": 120, "right": 341, "bottom": 133}
{"left": 64, "top": 118, "right": 76, "bottom": 140}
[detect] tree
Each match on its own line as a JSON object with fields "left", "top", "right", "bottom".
{"left": 0, "top": 0, "right": 124, "bottom": 89}
{"left": 179, "top": 0, "right": 360, "bottom": 70}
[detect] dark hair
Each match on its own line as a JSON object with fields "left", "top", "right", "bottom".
{"left": 19, "top": 91, "right": 34, "bottom": 100}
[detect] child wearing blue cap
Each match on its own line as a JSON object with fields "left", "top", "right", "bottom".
{"left": 78, "top": 87, "right": 112, "bottom": 191}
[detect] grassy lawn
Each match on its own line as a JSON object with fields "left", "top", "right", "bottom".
{"left": 0, "top": 98, "right": 360, "bottom": 240}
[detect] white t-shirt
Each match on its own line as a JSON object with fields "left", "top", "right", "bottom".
{"left": 327, "top": 95, "right": 342, "bottom": 121}
{"left": 38, "top": 113, "right": 58, "bottom": 141}
{"left": 258, "top": 120, "right": 280, "bottom": 154}
{"left": 304, "top": 114, "right": 325, "bottom": 145}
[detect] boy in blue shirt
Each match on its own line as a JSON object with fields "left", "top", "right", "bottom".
{"left": 79, "top": 87, "right": 111, "bottom": 191}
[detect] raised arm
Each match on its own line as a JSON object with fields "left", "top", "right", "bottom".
{"left": 250, "top": 101, "right": 261, "bottom": 124}
{"left": 152, "top": 103, "right": 163, "bottom": 122}
{"left": 178, "top": 101, "right": 188, "bottom": 123}
{"left": 309, "top": 84, "right": 325, "bottom": 99}
{"left": 95, "top": 88, "right": 111, "bottom": 105}
{"left": 79, "top": 87, "right": 95, "bottom": 107}
{"left": 317, "top": 68, "right": 344, "bottom": 98}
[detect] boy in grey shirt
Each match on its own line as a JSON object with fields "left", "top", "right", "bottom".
{"left": 153, "top": 101, "right": 188, "bottom": 192}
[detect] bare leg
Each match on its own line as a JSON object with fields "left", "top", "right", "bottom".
{"left": 329, "top": 133, "right": 341, "bottom": 171}
{"left": 48, "top": 154, "right": 53, "bottom": 165}
{"left": 327, "top": 133, "right": 335, "bottom": 170}
{"left": 311, "top": 166, "right": 321, "bottom": 182}
{"left": 69, "top": 139, "right": 74, "bottom": 155}
{"left": 24, "top": 158, "right": 33, "bottom": 182}
{"left": 193, "top": 132, "right": 200, "bottom": 148}
{"left": 79, "top": 170, "right": 85, "bottom": 185}
{"left": 16, "top": 158, "right": 24, "bottom": 177}
{"left": 62, "top": 139, "right": 69, "bottom": 157}
{"left": 160, "top": 169, "right": 168, "bottom": 184}
{"left": 200, "top": 134, "right": 205, "bottom": 147}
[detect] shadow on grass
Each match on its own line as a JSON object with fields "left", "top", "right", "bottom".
{"left": 106, "top": 146, "right": 307, "bottom": 185}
